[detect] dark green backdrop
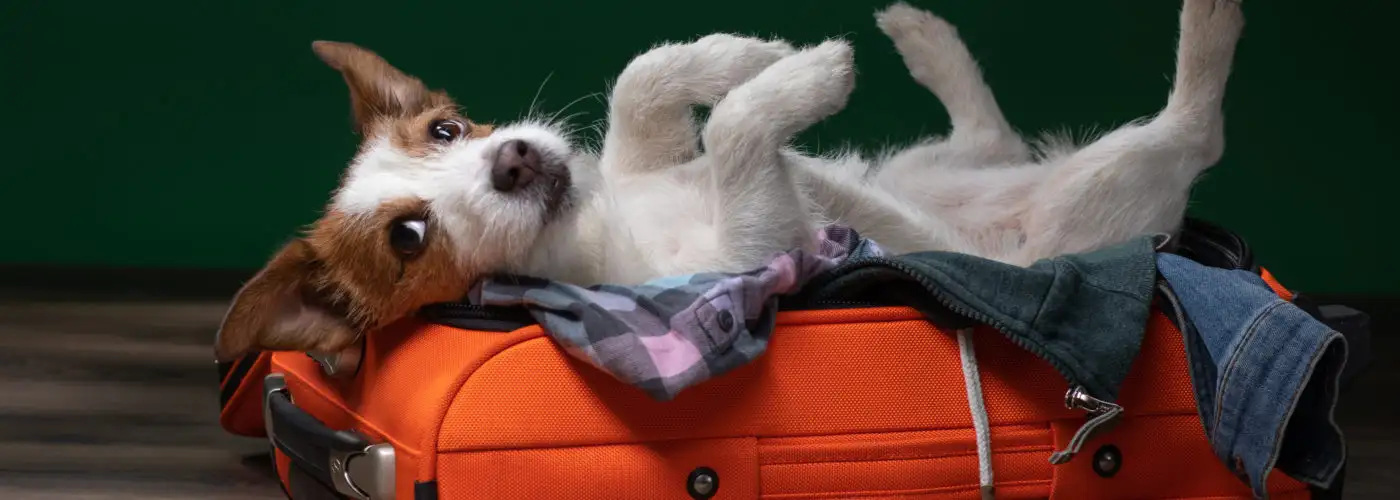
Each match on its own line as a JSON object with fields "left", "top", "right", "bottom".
{"left": 2, "top": 1, "right": 1394, "bottom": 294}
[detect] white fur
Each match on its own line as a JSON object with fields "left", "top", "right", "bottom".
{"left": 795, "top": 0, "right": 1244, "bottom": 265}
{"left": 528, "top": 36, "right": 857, "bottom": 285}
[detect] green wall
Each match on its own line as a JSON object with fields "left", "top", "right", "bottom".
{"left": 3, "top": 1, "right": 1395, "bottom": 294}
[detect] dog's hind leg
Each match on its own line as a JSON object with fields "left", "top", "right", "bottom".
{"left": 875, "top": 2, "right": 1029, "bottom": 168}
{"left": 702, "top": 40, "right": 857, "bottom": 262}
{"left": 1010, "top": 0, "right": 1244, "bottom": 264}
{"left": 602, "top": 34, "right": 794, "bottom": 176}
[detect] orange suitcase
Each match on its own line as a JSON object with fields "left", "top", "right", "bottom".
{"left": 217, "top": 222, "right": 1344, "bottom": 500}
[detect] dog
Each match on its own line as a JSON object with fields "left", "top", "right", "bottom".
{"left": 212, "top": 35, "right": 856, "bottom": 362}
{"left": 798, "top": 0, "right": 1244, "bottom": 266}
{"left": 214, "top": 0, "right": 1244, "bottom": 360}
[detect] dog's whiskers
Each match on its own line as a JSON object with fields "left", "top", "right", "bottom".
{"left": 526, "top": 72, "right": 555, "bottom": 121}
{"left": 576, "top": 117, "right": 609, "bottom": 147}
{"left": 547, "top": 92, "right": 604, "bottom": 125}
{"left": 553, "top": 111, "right": 590, "bottom": 132}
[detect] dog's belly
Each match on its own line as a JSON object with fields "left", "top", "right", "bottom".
{"left": 611, "top": 176, "right": 723, "bottom": 276}
{"left": 876, "top": 162, "right": 1044, "bottom": 259}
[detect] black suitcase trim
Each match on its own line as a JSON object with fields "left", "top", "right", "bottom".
{"left": 286, "top": 458, "right": 349, "bottom": 500}
{"left": 414, "top": 481, "right": 439, "bottom": 500}
{"left": 219, "top": 350, "right": 263, "bottom": 410}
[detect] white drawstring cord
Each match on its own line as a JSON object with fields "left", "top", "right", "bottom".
{"left": 957, "top": 327, "right": 995, "bottom": 500}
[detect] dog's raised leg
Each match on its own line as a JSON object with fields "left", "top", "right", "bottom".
{"left": 875, "top": 2, "right": 1029, "bottom": 168}
{"left": 602, "top": 34, "right": 794, "bottom": 176}
{"left": 1012, "top": 0, "right": 1244, "bottom": 264}
{"left": 702, "top": 40, "right": 858, "bottom": 261}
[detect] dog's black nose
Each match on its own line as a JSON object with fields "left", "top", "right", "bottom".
{"left": 491, "top": 139, "right": 540, "bottom": 192}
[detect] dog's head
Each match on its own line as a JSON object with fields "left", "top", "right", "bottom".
{"left": 213, "top": 41, "right": 582, "bottom": 362}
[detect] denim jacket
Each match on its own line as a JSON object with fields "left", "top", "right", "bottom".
{"left": 1157, "top": 253, "right": 1347, "bottom": 498}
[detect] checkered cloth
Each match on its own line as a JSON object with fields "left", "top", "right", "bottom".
{"left": 468, "top": 225, "right": 884, "bottom": 401}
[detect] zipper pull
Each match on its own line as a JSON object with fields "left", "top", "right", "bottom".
{"left": 1049, "top": 386, "right": 1124, "bottom": 465}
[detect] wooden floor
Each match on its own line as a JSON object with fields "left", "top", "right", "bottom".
{"left": 0, "top": 299, "right": 1393, "bottom": 498}
{"left": 0, "top": 302, "right": 282, "bottom": 499}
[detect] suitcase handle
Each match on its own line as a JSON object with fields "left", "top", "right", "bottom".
{"left": 264, "top": 373, "right": 396, "bottom": 500}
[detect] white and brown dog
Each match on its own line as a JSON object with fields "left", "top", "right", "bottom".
{"left": 214, "top": 0, "right": 1245, "bottom": 362}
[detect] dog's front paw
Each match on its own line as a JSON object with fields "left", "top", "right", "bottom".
{"left": 687, "top": 33, "right": 797, "bottom": 89}
{"left": 777, "top": 40, "right": 857, "bottom": 112}
{"left": 702, "top": 39, "right": 854, "bottom": 155}
{"left": 708, "top": 39, "right": 855, "bottom": 133}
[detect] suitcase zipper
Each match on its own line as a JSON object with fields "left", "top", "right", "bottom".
{"left": 827, "top": 256, "right": 1126, "bottom": 465}
{"left": 417, "top": 302, "right": 537, "bottom": 331}
{"left": 420, "top": 302, "right": 517, "bottom": 318}
{"left": 806, "top": 298, "right": 882, "bottom": 309}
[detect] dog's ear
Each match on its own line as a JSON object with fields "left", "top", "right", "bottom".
{"left": 214, "top": 239, "right": 358, "bottom": 362}
{"left": 311, "top": 41, "right": 431, "bottom": 135}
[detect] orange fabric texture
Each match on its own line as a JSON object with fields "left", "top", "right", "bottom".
{"left": 437, "top": 318, "right": 1071, "bottom": 452}
{"left": 438, "top": 438, "right": 760, "bottom": 499}
{"left": 267, "top": 317, "right": 544, "bottom": 487}
{"left": 757, "top": 426, "right": 1053, "bottom": 499}
{"left": 259, "top": 305, "right": 1312, "bottom": 499}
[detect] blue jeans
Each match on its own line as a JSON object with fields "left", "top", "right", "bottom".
{"left": 1157, "top": 254, "right": 1347, "bottom": 498}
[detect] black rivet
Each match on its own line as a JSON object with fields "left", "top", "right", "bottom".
{"left": 715, "top": 310, "right": 735, "bottom": 333}
{"left": 1092, "top": 445, "right": 1122, "bottom": 478}
{"left": 687, "top": 467, "right": 719, "bottom": 499}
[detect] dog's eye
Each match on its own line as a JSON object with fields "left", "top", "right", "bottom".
{"left": 388, "top": 218, "right": 428, "bottom": 259}
{"left": 429, "top": 120, "right": 465, "bottom": 142}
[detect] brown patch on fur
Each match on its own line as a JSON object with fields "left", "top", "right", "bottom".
{"left": 313, "top": 41, "right": 433, "bottom": 137}
{"left": 389, "top": 104, "right": 463, "bottom": 157}
{"left": 214, "top": 41, "right": 504, "bottom": 362}
{"left": 468, "top": 122, "right": 494, "bottom": 138}
{"left": 312, "top": 40, "right": 494, "bottom": 155}
{"left": 214, "top": 239, "right": 359, "bottom": 361}
{"left": 214, "top": 199, "right": 473, "bottom": 362}
{"left": 305, "top": 199, "right": 472, "bottom": 332}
